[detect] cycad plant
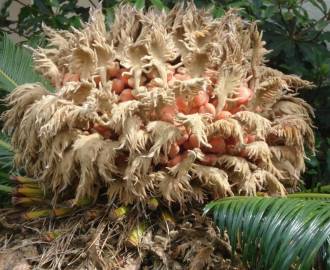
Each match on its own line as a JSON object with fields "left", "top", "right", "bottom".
{"left": 0, "top": 3, "right": 321, "bottom": 269}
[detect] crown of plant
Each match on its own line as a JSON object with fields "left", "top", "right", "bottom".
{"left": 2, "top": 3, "right": 314, "bottom": 207}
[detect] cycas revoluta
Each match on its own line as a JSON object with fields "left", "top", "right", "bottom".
{"left": 0, "top": 3, "right": 315, "bottom": 269}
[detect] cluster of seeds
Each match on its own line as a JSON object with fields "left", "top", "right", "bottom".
{"left": 62, "top": 60, "right": 254, "bottom": 169}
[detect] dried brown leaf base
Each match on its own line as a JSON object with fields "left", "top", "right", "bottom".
{"left": 0, "top": 205, "right": 244, "bottom": 270}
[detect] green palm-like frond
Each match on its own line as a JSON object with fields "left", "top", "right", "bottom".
{"left": 0, "top": 34, "right": 53, "bottom": 93}
{"left": 0, "top": 132, "right": 13, "bottom": 204}
{"left": 0, "top": 132, "right": 13, "bottom": 170}
{"left": 204, "top": 197, "right": 330, "bottom": 270}
{"left": 288, "top": 192, "right": 330, "bottom": 200}
{"left": 0, "top": 35, "right": 51, "bottom": 203}
{"left": 0, "top": 171, "right": 10, "bottom": 185}
{"left": 0, "top": 171, "right": 12, "bottom": 206}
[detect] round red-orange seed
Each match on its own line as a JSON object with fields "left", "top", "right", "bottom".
{"left": 112, "top": 78, "right": 125, "bottom": 94}
{"left": 215, "top": 110, "right": 232, "bottom": 120}
{"left": 118, "top": 68, "right": 130, "bottom": 85}
{"left": 127, "top": 77, "right": 135, "bottom": 88}
{"left": 188, "top": 134, "right": 200, "bottom": 149}
{"left": 159, "top": 105, "right": 177, "bottom": 123}
{"left": 192, "top": 91, "right": 209, "bottom": 108}
{"left": 169, "top": 143, "right": 180, "bottom": 159}
{"left": 208, "top": 137, "right": 226, "bottom": 154}
{"left": 174, "top": 73, "right": 191, "bottom": 81}
{"left": 119, "top": 89, "right": 134, "bottom": 102}
{"left": 62, "top": 73, "right": 80, "bottom": 85}
{"left": 237, "top": 85, "right": 253, "bottom": 105}
{"left": 244, "top": 134, "right": 256, "bottom": 144}
{"left": 176, "top": 96, "right": 189, "bottom": 114}
{"left": 167, "top": 155, "right": 183, "bottom": 167}
{"left": 199, "top": 103, "right": 216, "bottom": 117}
{"left": 200, "top": 154, "right": 218, "bottom": 166}
{"left": 107, "top": 62, "right": 120, "bottom": 78}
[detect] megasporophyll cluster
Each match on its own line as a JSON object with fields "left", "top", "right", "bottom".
{"left": 2, "top": 4, "right": 315, "bottom": 207}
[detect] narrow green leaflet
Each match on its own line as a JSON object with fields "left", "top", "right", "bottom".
{"left": 0, "top": 34, "right": 54, "bottom": 93}
{"left": 205, "top": 197, "right": 330, "bottom": 270}
{"left": 0, "top": 132, "right": 14, "bottom": 204}
{"left": 134, "top": 0, "right": 145, "bottom": 9}
{"left": 0, "top": 132, "right": 13, "bottom": 170}
{"left": 150, "top": 0, "right": 167, "bottom": 10}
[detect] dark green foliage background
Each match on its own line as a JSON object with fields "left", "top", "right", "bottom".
{"left": 0, "top": 0, "right": 329, "bottom": 189}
